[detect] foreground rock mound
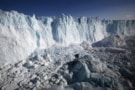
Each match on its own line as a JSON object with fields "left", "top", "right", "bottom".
{"left": 0, "top": 36, "right": 135, "bottom": 90}
{"left": 48, "top": 54, "right": 122, "bottom": 90}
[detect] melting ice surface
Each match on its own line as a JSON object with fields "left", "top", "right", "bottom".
{"left": 0, "top": 10, "right": 135, "bottom": 65}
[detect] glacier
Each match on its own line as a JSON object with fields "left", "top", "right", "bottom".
{"left": 0, "top": 10, "right": 135, "bottom": 65}
{"left": 0, "top": 10, "right": 135, "bottom": 90}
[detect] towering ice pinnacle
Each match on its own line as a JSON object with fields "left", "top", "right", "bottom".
{"left": 0, "top": 10, "right": 135, "bottom": 65}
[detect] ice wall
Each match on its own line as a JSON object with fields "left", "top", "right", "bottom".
{"left": 0, "top": 10, "right": 135, "bottom": 65}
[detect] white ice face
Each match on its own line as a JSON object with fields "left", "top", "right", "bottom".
{"left": 0, "top": 10, "right": 135, "bottom": 65}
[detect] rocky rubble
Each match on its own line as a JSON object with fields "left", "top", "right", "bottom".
{"left": 0, "top": 36, "right": 135, "bottom": 90}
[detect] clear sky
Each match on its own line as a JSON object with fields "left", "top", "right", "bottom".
{"left": 0, "top": 0, "right": 135, "bottom": 19}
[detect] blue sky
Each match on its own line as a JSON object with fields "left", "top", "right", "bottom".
{"left": 0, "top": 0, "right": 135, "bottom": 19}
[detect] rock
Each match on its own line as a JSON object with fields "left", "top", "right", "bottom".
{"left": 23, "top": 61, "right": 34, "bottom": 68}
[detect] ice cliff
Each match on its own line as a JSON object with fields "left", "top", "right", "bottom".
{"left": 0, "top": 10, "right": 135, "bottom": 65}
